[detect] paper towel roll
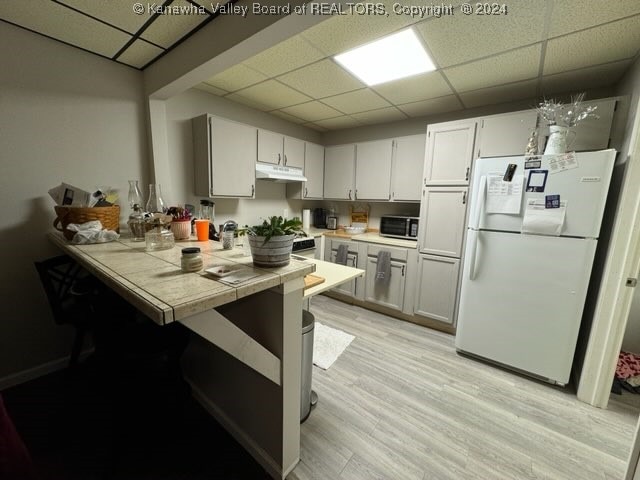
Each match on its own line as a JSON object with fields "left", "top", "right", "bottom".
{"left": 302, "top": 209, "right": 310, "bottom": 232}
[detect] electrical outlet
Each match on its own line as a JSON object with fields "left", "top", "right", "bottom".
{"left": 283, "top": 209, "right": 288, "bottom": 218}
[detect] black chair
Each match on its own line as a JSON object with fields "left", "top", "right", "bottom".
{"left": 34, "top": 254, "right": 96, "bottom": 368}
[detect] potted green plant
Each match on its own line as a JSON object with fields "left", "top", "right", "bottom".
{"left": 167, "top": 206, "right": 192, "bottom": 240}
{"left": 238, "top": 216, "right": 305, "bottom": 267}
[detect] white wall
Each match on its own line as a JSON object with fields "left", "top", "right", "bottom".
{"left": 0, "top": 22, "right": 148, "bottom": 382}
{"left": 163, "top": 88, "right": 325, "bottom": 228}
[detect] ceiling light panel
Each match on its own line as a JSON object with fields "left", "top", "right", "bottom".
{"left": 334, "top": 28, "right": 435, "bottom": 86}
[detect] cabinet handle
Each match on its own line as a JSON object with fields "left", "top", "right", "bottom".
{"left": 304, "top": 187, "right": 308, "bottom": 198}
{"left": 348, "top": 189, "right": 352, "bottom": 200}
{"left": 251, "top": 184, "right": 255, "bottom": 196}
{"left": 355, "top": 190, "right": 358, "bottom": 200}
{"left": 278, "top": 153, "right": 281, "bottom": 165}
{"left": 465, "top": 167, "right": 470, "bottom": 181}
{"left": 462, "top": 191, "right": 467, "bottom": 204}
{"left": 401, "top": 265, "right": 405, "bottom": 276}
{"left": 284, "top": 154, "right": 287, "bottom": 165}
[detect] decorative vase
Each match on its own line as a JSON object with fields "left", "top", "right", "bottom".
{"left": 127, "top": 180, "right": 143, "bottom": 210}
{"left": 171, "top": 219, "right": 191, "bottom": 240}
{"left": 544, "top": 125, "right": 570, "bottom": 155}
{"left": 248, "top": 234, "right": 295, "bottom": 268}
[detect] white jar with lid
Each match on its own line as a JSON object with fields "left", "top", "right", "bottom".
{"left": 181, "top": 247, "right": 203, "bottom": 273}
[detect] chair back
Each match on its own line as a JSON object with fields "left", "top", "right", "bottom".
{"left": 34, "top": 255, "right": 86, "bottom": 326}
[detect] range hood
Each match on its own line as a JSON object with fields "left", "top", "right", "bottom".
{"left": 255, "top": 163, "right": 307, "bottom": 183}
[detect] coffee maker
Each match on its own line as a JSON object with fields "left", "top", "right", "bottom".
{"left": 313, "top": 208, "right": 327, "bottom": 228}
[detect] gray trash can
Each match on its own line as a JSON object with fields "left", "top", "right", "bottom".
{"left": 301, "top": 309, "right": 316, "bottom": 422}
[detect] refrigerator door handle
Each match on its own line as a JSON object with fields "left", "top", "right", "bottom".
{"left": 468, "top": 229, "right": 479, "bottom": 280}
{"left": 470, "top": 176, "right": 487, "bottom": 229}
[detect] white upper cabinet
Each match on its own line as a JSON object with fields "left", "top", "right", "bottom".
{"left": 257, "top": 129, "right": 284, "bottom": 165}
{"left": 419, "top": 187, "right": 468, "bottom": 257}
{"left": 324, "top": 144, "right": 356, "bottom": 200}
{"left": 424, "top": 120, "right": 477, "bottom": 185}
{"left": 303, "top": 142, "right": 324, "bottom": 199}
{"left": 193, "top": 115, "right": 256, "bottom": 198}
{"left": 477, "top": 111, "right": 538, "bottom": 158}
{"left": 257, "top": 130, "right": 305, "bottom": 168}
{"left": 391, "top": 134, "right": 426, "bottom": 202}
{"left": 355, "top": 139, "right": 393, "bottom": 201}
{"left": 284, "top": 136, "right": 305, "bottom": 169}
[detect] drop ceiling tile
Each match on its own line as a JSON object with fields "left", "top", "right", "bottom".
{"left": 0, "top": 0, "right": 131, "bottom": 58}
{"left": 58, "top": 0, "right": 152, "bottom": 34}
{"left": 243, "top": 36, "right": 326, "bottom": 77}
{"left": 322, "top": 89, "right": 391, "bottom": 114}
{"left": 225, "top": 92, "right": 271, "bottom": 111}
{"left": 397, "top": 95, "right": 463, "bottom": 117}
{"left": 459, "top": 79, "right": 538, "bottom": 108}
{"left": 303, "top": 122, "right": 329, "bottom": 132}
{"left": 314, "top": 116, "right": 362, "bottom": 130}
{"left": 229, "top": 80, "right": 312, "bottom": 110}
{"left": 281, "top": 101, "right": 343, "bottom": 122}
{"left": 415, "top": 0, "right": 547, "bottom": 67}
{"left": 373, "top": 71, "right": 453, "bottom": 105}
{"left": 197, "top": 83, "right": 228, "bottom": 96}
{"left": 444, "top": 44, "right": 541, "bottom": 92}
{"left": 541, "top": 60, "right": 632, "bottom": 96}
{"left": 301, "top": 4, "right": 419, "bottom": 56}
{"left": 277, "top": 59, "right": 364, "bottom": 99}
{"left": 351, "top": 107, "right": 408, "bottom": 125}
{"left": 141, "top": 0, "right": 209, "bottom": 48}
{"left": 544, "top": 16, "right": 640, "bottom": 75}
{"left": 269, "top": 110, "right": 307, "bottom": 124}
{"left": 205, "top": 64, "right": 269, "bottom": 92}
{"left": 117, "top": 39, "right": 164, "bottom": 68}
{"left": 549, "top": 1, "right": 640, "bottom": 37}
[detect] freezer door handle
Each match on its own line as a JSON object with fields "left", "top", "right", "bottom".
{"left": 470, "top": 175, "right": 487, "bottom": 229}
{"left": 468, "top": 229, "right": 479, "bottom": 280}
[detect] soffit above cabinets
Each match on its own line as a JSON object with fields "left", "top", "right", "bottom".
{"left": 1, "top": 1, "right": 639, "bottom": 130}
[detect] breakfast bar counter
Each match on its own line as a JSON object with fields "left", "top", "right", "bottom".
{"left": 47, "top": 232, "right": 316, "bottom": 479}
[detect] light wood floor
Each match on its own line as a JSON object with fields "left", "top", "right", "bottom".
{"left": 289, "top": 296, "right": 639, "bottom": 480}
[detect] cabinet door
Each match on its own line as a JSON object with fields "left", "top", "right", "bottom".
{"left": 477, "top": 110, "right": 538, "bottom": 158}
{"left": 419, "top": 187, "right": 468, "bottom": 257}
{"left": 391, "top": 134, "right": 426, "bottom": 201}
{"left": 304, "top": 142, "right": 324, "bottom": 199}
{"left": 364, "top": 256, "right": 406, "bottom": 311}
{"left": 324, "top": 144, "right": 355, "bottom": 200}
{"left": 424, "top": 120, "right": 477, "bottom": 185}
{"left": 209, "top": 117, "right": 256, "bottom": 198}
{"left": 257, "top": 129, "right": 283, "bottom": 165}
{"left": 329, "top": 251, "right": 358, "bottom": 297}
{"left": 284, "top": 136, "right": 305, "bottom": 169}
{"left": 355, "top": 139, "right": 392, "bottom": 200}
{"left": 414, "top": 254, "right": 460, "bottom": 325}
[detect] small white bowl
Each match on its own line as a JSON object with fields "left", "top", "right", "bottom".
{"left": 343, "top": 226, "right": 366, "bottom": 235}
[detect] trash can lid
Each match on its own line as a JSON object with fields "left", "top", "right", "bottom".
{"left": 302, "top": 309, "right": 314, "bottom": 333}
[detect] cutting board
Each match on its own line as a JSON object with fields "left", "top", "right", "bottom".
{"left": 304, "top": 274, "right": 325, "bottom": 290}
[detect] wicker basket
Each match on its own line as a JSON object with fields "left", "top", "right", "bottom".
{"left": 54, "top": 205, "right": 120, "bottom": 241}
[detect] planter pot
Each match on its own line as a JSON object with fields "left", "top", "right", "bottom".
{"left": 171, "top": 220, "right": 192, "bottom": 240}
{"left": 249, "top": 234, "right": 295, "bottom": 267}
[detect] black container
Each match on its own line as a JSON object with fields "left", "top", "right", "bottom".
{"left": 313, "top": 208, "right": 327, "bottom": 228}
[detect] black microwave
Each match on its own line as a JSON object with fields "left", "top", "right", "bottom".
{"left": 379, "top": 215, "right": 419, "bottom": 240}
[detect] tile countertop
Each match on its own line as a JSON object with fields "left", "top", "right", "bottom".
{"left": 308, "top": 228, "right": 418, "bottom": 249}
{"left": 47, "top": 233, "right": 315, "bottom": 325}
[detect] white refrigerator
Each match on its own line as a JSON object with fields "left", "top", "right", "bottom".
{"left": 455, "top": 150, "right": 616, "bottom": 385}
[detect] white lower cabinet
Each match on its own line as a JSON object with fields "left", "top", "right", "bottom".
{"left": 414, "top": 254, "right": 460, "bottom": 325}
{"left": 364, "top": 244, "right": 407, "bottom": 311}
{"left": 326, "top": 239, "right": 360, "bottom": 297}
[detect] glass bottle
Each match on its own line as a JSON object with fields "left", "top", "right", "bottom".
{"left": 146, "top": 183, "right": 167, "bottom": 213}
{"left": 127, "top": 180, "right": 143, "bottom": 210}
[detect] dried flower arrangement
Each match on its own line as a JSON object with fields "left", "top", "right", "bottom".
{"left": 535, "top": 93, "right": 599, "bottom": 127}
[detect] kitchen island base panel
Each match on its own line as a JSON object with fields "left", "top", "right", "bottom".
{"left": 181, "top": 284, "right": 302, "bottom": 480}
